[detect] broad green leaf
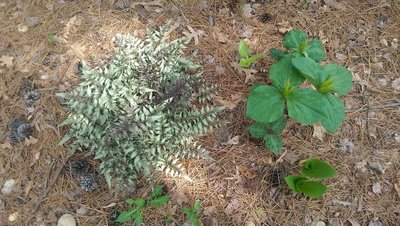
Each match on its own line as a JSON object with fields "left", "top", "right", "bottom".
{"left": 247, "top": 53, "right": 263, "bottom": 63}
{"left": 269, "top": 48, "right": 286, "bottom": 61}
{"left": 126, "top": 198, "right": 135, "bottom": 205}
{"left": 286, "top": 88, "right": 327, "bottom": 125}
{"left": 283, "top": 30, "right": 307, "bottom": 50}
{"left": 246, "top": 85, "right": 285, "bottom": 123}
{"left": 297, "top": 180, "right": 328, "bottom": 198}
{"left": 248, "top": 122, "right": 267, "bottom": 138}
{"left": 193, "top": 200, "right": 201, "bottom": 212}
{"left": 268, "top": 116, "right": 287, "bottom": 134}
{"left": 182, "top": 207, "right": 192, "bottom": 216}
{"left": 149, "top": 195, "right": 169, "bottom": 208}
{"left": 284, "top": 175, "right": 307, "bottom": 193}
{"left": 264, "top": 134, "right": 283, "bottom": 153}
{"left": 116, "top": 209, "right": 138, "bottom": 223}
{"left": 135, "top": 211, "right": 144, "bottom": 226}
{"left": 319, "top": 64, "right": 352, "bottom": 95}
{"left": 301, "top": 158, "right": 336, "bottom": 179}
{"left": 239, "top": 39, "right": 250, "bottom": 58}
{"left": 134, "top": 198, "right": 146, "bottom": 207}
{"left": 291, "top": 57, "right": 322, "bottom": 86}
{"left": 47, "top": 33, "right": 57, "bottom": 43}
{"left": 269, "top": 55, "right": 305, "bottom": 88}
{"left": 321, "top": 94, "right": 345, "bottom": 133}
{"left": 305, "top": 39, "right": 325, "bottom": 62}
{"left": 151, "top": 185, "right": 164, "bottom": 198}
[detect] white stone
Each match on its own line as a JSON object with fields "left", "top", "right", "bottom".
{"left": 57, "top": 214, "right": 76, "bottom": 226}
{"left": 2, "top": 179, "right": 16, "bottom": 195}
{"left": 8, "top": 212, "right": 19, "bottom": 222}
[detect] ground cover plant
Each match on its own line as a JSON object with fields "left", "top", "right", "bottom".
{"left": 182, "top": 200, "right": 203, "bottom": 226}
{"left": 116, "top": 185, "right": 169, "bottom": 225}
{"left": 246, "top": 29, "right": 353, "bottom": 153}
{"left": 57, "top": 24, "right": 223, "bottom": 189}
{"left": 285, "top": 158, "right": 336, "bottom": 198}
{"left": 238, "top": 39, "right": 263, "bottom": 68}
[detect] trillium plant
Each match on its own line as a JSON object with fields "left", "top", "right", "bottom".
{"left": 246, "top": 29, "right": 352, "bottom": 153}
{"left": 285, "top": 158, "right": 336, "bottom": 198}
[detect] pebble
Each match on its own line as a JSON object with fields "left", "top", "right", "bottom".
{"left": 57, "top": 214, "right": 76, "bottom": 226}
{"left": 17, "top": 24, "right": 29, "bottom": 33}
{"left": 14, "top": 197, "right": 23, "bottom": 205}
{"left": 2, "top": 179, "right": 16, "bottom": 195}
{"left": 25, "top": 16, "right": 40, "bottom": 27}
{"left": 312, "top": 221, "right": 326, "bottom": 226}
{"left": 76, "top": 207, "right": 87, "bottom": 215}
{"left": 8, "top": 211, "right": 19, "bottom": 222}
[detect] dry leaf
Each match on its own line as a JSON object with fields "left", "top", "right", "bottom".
{"left": 224, "top": 198, "right": 239, "bottom": 215}
{"left": 347, "top": 219, "right": 361, "bottom": 226}
{"left": 223, "top": 135, "right": 240, "bottom": 145}
{"left": 0, "top": 55, "right": 14, "bottom": 68}
{"left": 175, "top": 192, "right": 188, "bottom": 205}
{"left": 230, "top": 62, "right": 258, "bottom": 83}
{"left": 239, "top": 166, "right": 256, "bottom": 179}
{"left": 24, "top": 136, "right": 38, "bottom": 146}
{"left": 392, "top": 78, "right": 400, "bottom": 91}
{"left": 372, "top": 182, "right": 382, "bottom": 194}
{"left": 183, "top": 26, "right": 206, "bottom": 46}
{"left": 393, "top": 178, "right": 400, "bottom": 198}
{"left": 313, "top": 124, "right": 326, "bottom": 141}
{"left": 203, "top": 206, "right": 217, "bottom": 216}
{"left": 213, "top": 27, "right": 228, "bottom": 43}
{"left": 324, "top": 0, "right": 346, "bottom": 10}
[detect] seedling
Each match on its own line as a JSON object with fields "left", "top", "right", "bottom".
{"left": 116, "top": 185, "right": 169, "bottom": 225}
{"left": 238, "top": 39, "right": 263, "bottom": 68}
{"left": 285, "top": 158, "right": 336, "bottom": 198}
{"left": 182, "top": 200, "right": 202, "bottom": 226}
{"left": 246, "top": 29, "right": 352, "bottom": 153}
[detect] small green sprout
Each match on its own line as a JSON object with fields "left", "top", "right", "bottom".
{"left": 116, "top": 185, "right": 170, "bottom": 225}
{"left": 285, "top": 158, "right": 336, "bottom": 198}
{"left": 238, "top": 39, "right": 263, "bottom": 68}
{"left": 182, "top": 200, "right": 202, "bottom": 226}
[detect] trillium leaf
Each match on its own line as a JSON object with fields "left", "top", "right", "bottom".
{"left": 264, "top": 134, "right": 283, "bottom": 153}
{"left": 321, "top": 94, "right": 345, "bottom": 133}
{"left": 319, "top": 64, "right": 353, "bottom": 95}
{"left": 301, "top": 158, "right": 336, "bottom": 179}
{"left": 239, "top": 58, "right": 252, "bottom": 68}
{"left": 269, "top": 55, "right": 305, "bottom": 88}
{"left": 268, "top": 116, "right": 287, "bottom": 134}
{"left": 246, "top": 85, "right": 285, "bottom": 123}
{"left": 305, "top": 39, "right": 325, "bottom": 62}
{"left": 283, "top": 30, "right": 307, "bottom": 50}
{"left": 284, "top": 175, "right": 307, "bottom": 193}
{"left": 239, "top": 39, "right": 250, "bottom": 58}
{"left": 297, "top": 180, "right": 328, "bottom": 198}
{"left": 269, "top": 48, "right": 287, "bottom": 61}
{"left": 291, "top": 57, "right": 322, "bottom": 87}
{"left": 286, "top": 88, "right": 327, "bottom": 125}
{"left": 248, "top": 122, "right": 267, "bottom": 138}
{"left": 134, "top": 198, "right": 146, "bottom": 207}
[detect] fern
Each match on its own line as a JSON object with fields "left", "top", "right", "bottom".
{"left": 58, "top": 24, "right": 224, "bottom": 189}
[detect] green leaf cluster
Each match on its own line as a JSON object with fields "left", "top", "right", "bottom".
{"left": 246, "top": 29, "right": 352, "bottom": 153}
{"left": 116, "top": 185, "right": 170, "bottom": 225}
{"left": 58, "top": 23, "right": 224, "bottom": 189}
{"left": 285, "top": 158, "right": 336, "bottom": 198}
{"left": 182, "top": 200, "right": 202, "bottom": 226}
{"left": 238, "top": 39, "right": 263, "bottom": 68}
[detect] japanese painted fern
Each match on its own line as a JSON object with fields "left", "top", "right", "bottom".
{"left": 58, "top": 24, "right": 222, "bottom": 188}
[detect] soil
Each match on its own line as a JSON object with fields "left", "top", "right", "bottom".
{"left": 0, "top": 0, "right": 399, "bottom": 226}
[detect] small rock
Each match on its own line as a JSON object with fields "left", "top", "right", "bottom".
{"left": 8, "top": 211, "right": 19, "bottom": 222}
{"left": 25, "top": 16, "right": 40, "bottom": 27}
{"left": 14, "top": 197, "right": 23, "bottom": 205}
{"left": 204, "top": 54, "right": 215, "bottom": 64}
{"left": 57, "top": 214, "right": 76, "bottom": 226}
{"left": 329, "top": 218, "right": 343, "bottom": 226}
{"left": 76, "top": 207, "right": 87, "bottom": 215}
{"left": 368, "top": 218, "right": 383, "bottom": 226}
{"left": 240, "top": 25, "right": 253, "bottom": 38}
{"left": 335, "top": 53, "right": 347, "bottom": 61}
{"left": 2, "top": 179, "right": 16, "bottom": 195}
{"left": 243, "top": 4, "right": 254, "bottom": 17}
{"left": 377, "top": 78, "right": 387, "bottom": 86}
{"left": 391, "top": 38, "right": 398, "bottom": 50}
{"left": 312, "top": 221, "right": 326, "bottom": 226}
{"left": 391, "top": 78, "right": 400, "bottom": 91}
{"left": 114, "top": 0, "right": 127, "bottom": 9}
{"left": 208, "top": 15, "right": 215, "bottom": 27}
{"left": 17, "top": 24, "right": 29, "bottom": 33}
{"left": 379, "top": 38, "right": 388, "bottom": 46}
{"left": 372, "top": 182, "right": 382, "bottom": 194}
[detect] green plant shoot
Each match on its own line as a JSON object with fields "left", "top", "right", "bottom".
{"left": 182, "top": 200, "right": 202, "bottom": 226}
{"left": 116, "top": 185, "right": 170, "bottom": 225}
{"left": 239, "top": 39, "right": 263, "bottom": 68}
{"left": 285, "top": 158, "right": 336, "bottom": 198}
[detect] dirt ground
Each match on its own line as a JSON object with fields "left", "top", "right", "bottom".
{"left": 0, "top": 0, "right": 399, "bottom": 225}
